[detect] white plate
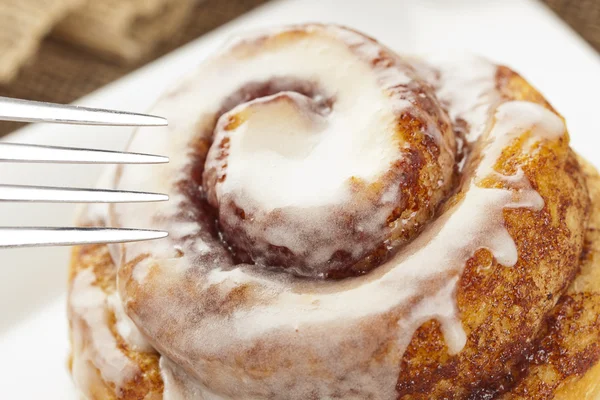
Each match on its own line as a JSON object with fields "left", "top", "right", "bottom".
{"left": 1, "top": 0, "right": 599, "bottom": 398}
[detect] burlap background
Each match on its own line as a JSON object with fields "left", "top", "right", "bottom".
{"left": 0, "top": 0, "right": 595, "bottom": 136}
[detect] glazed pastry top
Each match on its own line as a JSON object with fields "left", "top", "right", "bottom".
{"left": 70, "top": 24, "right": 591, "bottom": 399}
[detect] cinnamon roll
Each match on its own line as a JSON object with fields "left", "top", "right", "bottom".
{"left": 67, "top": 24, "right": 600, "bottom": 399}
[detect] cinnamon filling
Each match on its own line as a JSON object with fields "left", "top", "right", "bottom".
{"left": 182, "top": 72, "right": 456, "bottom": 279}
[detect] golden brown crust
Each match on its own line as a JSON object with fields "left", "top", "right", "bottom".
{"left": 501, "top": 157, "right": 600, "bottom": 400}
{"left": 397, "top": 150, "right": 590, "bottom": 399}
{"left": 68, "top": 244, "right": 163, "bottom": 400}
{"left": 395, "top": 67, "right": 591, "bottom": 399}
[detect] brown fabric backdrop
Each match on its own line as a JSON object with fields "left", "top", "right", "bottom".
{"left": 0, "top": 0, "right": 596, "bottom": 136}
{"left": 543, "top": 0, "right": 600, "bottom": 52}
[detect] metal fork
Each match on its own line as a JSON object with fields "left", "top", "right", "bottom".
{"left": 0, "top": 96, "right": 169, "bottom": 248}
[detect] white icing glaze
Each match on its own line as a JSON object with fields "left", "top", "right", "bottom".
{"left": 160, "top": 357, "right": 228, "bottom": 400}
{"left": 430, "top": 53, "right": 501, "bottom": 142}
{"left": 212, "top": 88, "right": 398, "bottom": 213}
{"left": 107, "top": 292, "right": 154, "bottom": 353}
{"left": 205, "top": 84, "right": 416, "bottom": 273}
{"left": 95, "top": 25, "right": 567, "bottom": 399}
{"left": 69, "top": 269, "right": 139, "bottom": 393}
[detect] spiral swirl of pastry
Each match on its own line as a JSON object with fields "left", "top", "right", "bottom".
{"left": 74, "top": 25, "right": 592, "bottom": 399}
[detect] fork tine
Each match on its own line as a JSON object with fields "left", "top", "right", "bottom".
{"left": 0, "top": 227, "right": 168, "bottom": 248}
{"left": 0, "top": 184, "right": 168, "bottom": 203}
{"left": 0, "top": 96, "right": 167, "bottom": 126}
{"left": 0, "top": 143, "right": 168, "bottom": 164}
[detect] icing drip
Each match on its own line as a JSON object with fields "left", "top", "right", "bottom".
{"left": 160, "top": 357, "right": 227, "bottom": 400}
{"left": 69, "top": 269, "right": 139, "bottom": 394}
{"left": 431, "top": 54, "right": 501, "bottom": 142}
{"left": 106, "top": 292, "right": 153, "bottom": 353}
